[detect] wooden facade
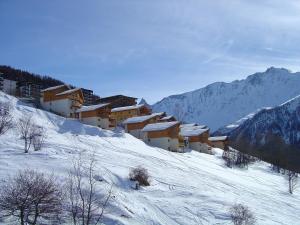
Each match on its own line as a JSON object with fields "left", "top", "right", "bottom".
{"left": 111, "top": 105, "right": 152, "bottom": 124}
{"left": 188, "top": 130, "right": 210, "bottom": 144}
{"left": 41, "top": 85, "right": 70, "bottom": 102}
{"left": 145, "top": 123, "right": 180, "bottom": 139}
{"left": 208, "top": 136, "right": 229, "bottom": 150}
{"left": 80, "top": 105, "right": 111, "bottom": 119}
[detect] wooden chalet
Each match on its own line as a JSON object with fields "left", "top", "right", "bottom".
{"left": 40, "top": 85, "right": 84, "bottom": 117}
{"left": 179, "top": 126, "right": 211, "bottom": 153}
{"left": 208, "top": 136, "right": 229, "bottom": 150}
{"left": 76, "top": 103, "right": 115, "bottom": 129}
{"left": 110, "top": 104, "right": 152, "bottom": 125}
{"left": 123, "top": 113, "right": 163, "bottom": 139}
{"left": 142, "top": 121, "right": 180, "bottom": 152}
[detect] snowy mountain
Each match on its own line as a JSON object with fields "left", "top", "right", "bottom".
{"left": 152, "top": 67, "right": 300, "bottom": 131}
{"left": 222, "top": 95, "right": 300, "bottom": 172}
{"left": 0, "top": 91, "right": 300, "bottom": 225}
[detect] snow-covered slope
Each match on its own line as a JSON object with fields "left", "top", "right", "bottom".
{"left": 1, "top": 91, "right": 300, "bottom": 225}
{"left": 152, "top": 67, "right": 300, "bottom": 131}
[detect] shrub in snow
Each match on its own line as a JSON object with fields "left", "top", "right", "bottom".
{"left": 0, "top": 102, "right": 13, "bottom": 136}
{"left": 229, "top": 204, "right": 256, "bottom": 225}
{"left": 0, "top": 169, "right": 63, "bottom": 225}
{"left": 129, "top": 166, "right": 150, "bottom": 187}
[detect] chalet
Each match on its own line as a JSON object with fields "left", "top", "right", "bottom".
{"left": 179, "top": 126, "right": 211, "bottom": 153}
{"left": 76, "top": 103, "right": 115, "bottom": 129}
{"left": 142, "top": 121, "right": 180, "bottom": 152}
{"left": 40, "top": 85, "right": 84, "bottom": 117}
{"left": 123, "top": 113, "right": 163, "bottom": 139}
{"left": 110, "top": 104, "right": 151, "bottom": 125}
{"left": 159, "top": 115, "right": 176, "bottom": 122}
{"left": 0, "top": 73, "right": 17, "bottom": 96}
{"left": 97, "top": 95, "right": 137, "bottom": 108}
{"left": 208, "top": 136, "right": 229, "bottom": 150}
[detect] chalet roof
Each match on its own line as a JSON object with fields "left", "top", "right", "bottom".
{"left": 159, "top": 115, "right": 175, "bottom": 121}
{"left": 111, "top": 104, "right": 144, "bottom": 112}
{"left": 180, "top": 126, "right": 209, "bottom": 137}
{"left": 76, "top": 103, "right": 110, "bottom": 113}
{"left": 208, "top": 136, "right": 228, "bottom": 141}
{"left": 41, "top": 84, "right": 68, "bottom": 92}
{"left": 56, "top": 88, "right": 81, "bottom": 96}
{"left": 180, "top": 123, "right": 207, "bottom": 129}
{"left": 142, "top": 121, "right": 179, "bottom": 132}
{"left": 123, "top": 113, "right": 161, "bottom": 124}
{"left": 100, "top": 95, "right": 137, "bottom": 101}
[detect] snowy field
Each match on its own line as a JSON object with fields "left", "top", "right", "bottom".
{"left": 0, "top": 91, "right": 299, "bottom": 225}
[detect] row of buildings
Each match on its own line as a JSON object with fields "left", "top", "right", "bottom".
{"left": 0, "top": 73, "right": 98, "bottom": 106}
{"left": 0, "top": 74, "right": 229, "bottom": 153}
{"left": 39, "top": 84, "right": 229, "bottom": 153}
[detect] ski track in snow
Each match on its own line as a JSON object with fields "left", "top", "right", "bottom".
{"left": 0, "top": 91, "right": 300, "bottom": 225}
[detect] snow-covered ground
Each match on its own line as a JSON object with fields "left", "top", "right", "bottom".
{"left": 0, "top": 91, "right": 300, "bottom": 225}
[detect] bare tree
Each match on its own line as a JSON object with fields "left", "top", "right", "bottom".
{"left": 18, "top": 114, "right": 46, "bottom": 153}
{"left": 0, "top": 102, "right": 13, "bottom": 136}
{"left": 229, "top": 204, "right": 256, "bottom": 225}
{"left": 0, "top": 169, "right": 63, "bottom": 225}
{"left": 287, "top": 170, "right": 298, "bottom": 194}
{"left": 66, "top": 154, "right": 112, "bottom": 225}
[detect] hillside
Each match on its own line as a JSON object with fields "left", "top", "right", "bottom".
{"left": 152, "top": 67, "right": 300, "bottom": 131}
{"left": 221, "top": 95, "right": 300, "bottom": 172}
{"left": 0, "top": 91, "right": 300, "bottom": 225}
{"left": 0, "top": 65, "right": 64, "bottom": 88}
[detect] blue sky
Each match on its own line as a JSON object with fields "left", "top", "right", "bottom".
{"left": 1, "top": 0, "right": 300, "bottom": 103}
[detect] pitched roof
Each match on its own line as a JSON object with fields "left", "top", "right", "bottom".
{"left": 76, "top": 103, "right": 110, "bottom": 113}
{"left": 180, "top": 123, "right": 207, "bottom": 129}
{"left": 180, "top": 126, "right": 209, "bottom": 137}
{"left": 159, "top": 115, "right": 175, "bottom": 121}
{"left": 56, "top": 88, "right": 81, "bottom": 96}
{"left": 100, "top": 95, "right": 137, "bottom": 101}
{"left": 123, "top": 113, "right": 161, "bottom": 124}
{"left": 111, "top": 104, "right": 144, "bottom": 112}
{"left": 142, "top": 121, "right": 179, "bottom": 132}
{"left": 41, "top": 84, "right": 68, "bottom": 92}
{"left": 208, "top": 136, "right": 228, "bottom": 141}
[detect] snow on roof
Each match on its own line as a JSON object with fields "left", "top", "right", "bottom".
{"left": 208, "top": 136, "right": 228, "bottom": 141}
{"left": 180, "top": 123, "right": 198, "bottom": 128}
{"left": 142, "top": 121, "right": 179, "bottom": 132}
{"left": 180, "top": 127, "right": 209, "bottom": 137}
{"left": 111, "top": 104, "right": 144, "bottom": 112}
{"left": 76, "top": 103, "right": 110, "bottom": 113}
{"left": 41, "top": 84, "right": 67, "bottom": 92}
{"left": 56, "top": 88, "right": 81, "bottom": 96}
{"left": 123, "top": 113, "right": 162, "bottom": 124}
{"left": 180, "top": 123, "right": 207, "bottom": 129}
{"left": 159, "top": 115, "right": 174, "bottom": 121}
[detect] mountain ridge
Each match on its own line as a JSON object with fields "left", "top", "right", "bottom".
{"left": 152, "top": 67, "right": 300, "bottom": 131}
